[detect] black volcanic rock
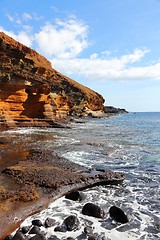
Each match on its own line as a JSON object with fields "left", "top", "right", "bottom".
{"left": 29, "top": 226, "right": 41, "bottom": 234}
{"left": 44, "top": 217, "right": 56, "bottom": 228}
{"left": 65, "top": 190, "right": 85, "bottom": 201}
{"left": 54, "top": 226, "right": 67, "bottom": 233}
{"left": 32, "top": 219, "right": 43, "bottom": 227}
{"left": 12, "top": 231, "right": 26, "bottom": 240}
{"left": 82, "top": 202, "right": 105, "bottom": 218}
{"left": 63, "top": 215, "right": 80, "bottom": 231}
{"left": 30, "top": 234, "right": 46, "bottom": 240}
{"left": 109, "top": 206, "right": 129, "bottom": 224}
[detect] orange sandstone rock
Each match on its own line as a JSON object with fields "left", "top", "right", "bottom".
{"left": 0, "top": 32, "right": 105, "bottom": 127}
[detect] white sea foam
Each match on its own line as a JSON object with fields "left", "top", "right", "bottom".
{"left": 2, "top": 127, "right": 51, "bottom": 135}
{"left": 62, "top": 151, "right": 92, "bottom": 166}
{"left": 13, "top": 184, "right": 159, "bottom": 240}
{"left": 55, "top": 137, "right": 80, "bottom": 147}
{"left": 3, "top": 128, "right": 36, "bottom": 135}
{"left": 6, "top": 113, "right": 160, "bottom": 239}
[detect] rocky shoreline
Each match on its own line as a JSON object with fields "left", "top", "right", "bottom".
{"left": 0, "top": 106, "right": 128, "bottom": 130}
{"left": 6, "top": 192, "right": 129, "bottom": 240}
{"left": 0, "top": 32, "right": 128, "bottom": 239}
{"left": 0, "top": 145, "right": 124, "bottom": 240}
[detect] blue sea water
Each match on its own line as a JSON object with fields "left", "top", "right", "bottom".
{"left": 2, "top": 112, "right": 160, "bottom": 239}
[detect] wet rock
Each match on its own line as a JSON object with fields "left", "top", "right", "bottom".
{"left": 82, "top": 203, "right": 105, "bottom": 218}
{"left": 101, "top": 237, "right": 107, "bottom": 240}
{"left": 144, "top": 225, "right": 160, "bottom": 234}
{"left": 29, "top": 226, "right": 41, "bottom": 234}
{"left": 101, "top": 219, "right": 117, "bottom": 230}
{"left": 44, "top": 217, "right": 56, "bottom": 228}
{"left": 88, "top": 235, "right": 98, "bottom": 240}
{"left": 88, "top": 234, "right": 107, "bottom": 240}
{"left": 67, "top": 238, "right": 75, "bottom": 240}
{"left": 63, "top": 215, "right": 80, "bottom": 231}
{"left": 47, "top": 236, "right": 60, "bottom": 240}
{"left": 84, "top": 219, "right": 93, "bottom": 226}
{"left": 109, "top": 206, "right": 129, "bottom": 224}
{"left": 116, "top": 223, "right": 132, "bottom": 232}
{"left": 76, "top": 233, "right": 86, "bottom": 239}
{"left": 21, "top": 226, "right": 31, "bottom": 234}
{"left": 4, "top": 235, "right": 12, "bottom": 240}
{"left": 84, "top": 226, "right": 93, "bottom": 235}
{"left": 12, "top": 231, "right": 26, "bottom": 240}
{"left": 32, "top": 219, "right": 43, "bottom": 227}
{"left": 54, "top": 226, "right": 67, "bottom": 232}
{"left": 131, "top": 219, "right": 141, "bottom": 229}
{"left": 30, "top": 233, "right": 46, "bottom": 240}
{"left": 65, "top": 191, "right": 85, "bottom": 201}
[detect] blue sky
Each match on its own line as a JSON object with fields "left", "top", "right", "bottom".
{"left": 0, "top": 0, "right": 160, "bottom": 112}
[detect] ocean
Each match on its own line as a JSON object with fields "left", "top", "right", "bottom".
{"left": 1, "top": 112, "right": 160, "bottom": 239}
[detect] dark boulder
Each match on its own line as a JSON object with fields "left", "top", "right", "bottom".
{"left": 32, "top": 219, "right": 43, "bottom": 227}
{"left": 21, "top": 226, "right": 31, "bottom": 234}
{"left": 44, "top": 217, "right": 56, "bottom": 228}
{"left": 109, "top": 206, "right": 129, "bottom": 224}
{"left": 88, "top": 235, "right": 98, "bottom": 240}
{"left": 12, "top": 231, "right": 26, "bottom": 240}
{"left": 30, "top": 233, "right": 46, "bottom": 240}
{"left": 82, "top": 203, "right": 105, "bottom": 218}
{"left": 65, "top": 191, "right": 85, "bottom": 201}
{"left": 63, "top": 215, "right": 80, "bottom": 231}
{"left": 84, "top": 226, "right": 93, "bottom": 235}
{"left": 101, "top": 237, "right": 107, "bottom": 240}
{"left": 47, "top": 236, "right": 60, "bottom": 240}
{"left": 29, "top": 226, "right": 41, "bottom": 234}
{"left": 54, "top": 226, "right": 67, "bottom": 232}
{"left": 4, "top": 235, "right": 12, "bottom": 240}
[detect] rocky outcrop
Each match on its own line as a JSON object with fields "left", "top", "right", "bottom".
{"left": 104, "top": 106, "right": 128, "bottom": 115}
{"left": 0, "top": 149, "right": 124, "bottom": 239}
{"left": 0, "top": 32, "right": 105, "bottom": 128}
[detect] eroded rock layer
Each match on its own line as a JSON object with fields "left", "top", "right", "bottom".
{"left": 0, "top": 32, "right": 105, "bottom": 127}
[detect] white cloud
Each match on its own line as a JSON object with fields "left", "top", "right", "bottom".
{"left": 51, "top": 48, "right": 160, "bottom": 81}
{"left": 32, "top": 13, "right": 44, "bottom": 21}
{"left": 6, "top": 13, "right": 22, "bottom": 25}
{"left": 5, "top": 12, "right": 40, "bottom": 25}
{"left": 90, "top": 53, "right": 98, "bottom": 59}
{"left": 0, "top": 26, "right": 33, "bottom": 47}
{"left": 22, "top": 13, "right": 32, "bottom": 22}
{"left": 120, "top": 48, "right": 149, "bottom": 64}
{"left": 5, "top": 14, "right": 14, "bottom": 22}
{"left": 16, "top": 31, "right": 33, "bottom": 47}
{"left": 1, "top": 13, "right": 160, "bottom": 82}
{"left": 51, "top": 6, "right": 68, "bottom": 14}
{"left": 34, "top": 17, "right": 89, "bottom": 58}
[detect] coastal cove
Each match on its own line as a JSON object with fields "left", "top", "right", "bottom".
{"left": 0, "top": 112, "right": 160, "bottom": 239}
{"left": 1, "top": 1, "right": 160, "bottom": 238}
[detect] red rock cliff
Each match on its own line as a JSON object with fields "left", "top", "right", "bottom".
{"left": 0, "top": 32, "right": 105, "bottom": 127}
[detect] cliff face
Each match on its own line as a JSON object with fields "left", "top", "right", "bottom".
{"left": 0, "top": 32, "right": 104, "bottom": 127}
